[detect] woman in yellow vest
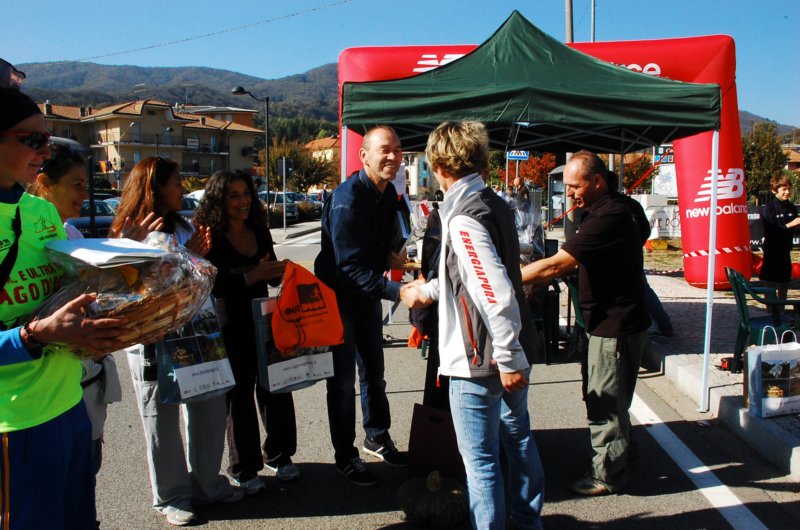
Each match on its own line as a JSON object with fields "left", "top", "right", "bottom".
{"left": 0, "top": 87, "right": 129, "bottom": 530}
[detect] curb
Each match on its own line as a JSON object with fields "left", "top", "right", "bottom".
{"left": 285, "top": 227, "right": 321, "bottom": 240}
{"left": 644, "top": 340, "right": 800, "bottom": 480}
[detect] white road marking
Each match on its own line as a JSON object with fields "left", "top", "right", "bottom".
{"left": 277, "top": 234, "right": 321, "bottom": 247}
{"left": 630, "top": 395, "right": 768, "bottom": 530}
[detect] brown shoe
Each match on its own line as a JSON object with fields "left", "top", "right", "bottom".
{"left": 570, "top": 475, "right": 615, "bottom": 496}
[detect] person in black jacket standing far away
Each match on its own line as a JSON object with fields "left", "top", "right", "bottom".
{"left": 759, "top": 174, "right": 800, "bottom": 300}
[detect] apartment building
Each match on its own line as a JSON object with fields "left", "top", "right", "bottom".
{"left": 784, "top": 144, "right": 800, "bottom": 172}
{"left": 304, "top": 136, "right": 340, "bottom": 162}
{"left": 39, "top": 99, "right": 261, "bottom": 189}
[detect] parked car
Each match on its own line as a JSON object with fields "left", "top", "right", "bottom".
{"left": 179, "top": 196, "right": 200, "bottom": 218}
{"left": 286, "top": 192, "right": 322, "bottom": 219}
{"left": 303, "top": 194, "right": 324, "bottom": 218}
{"left": 91, "top": 191, "right": 118, "bottom": 201}
{"left": 66, "top": 200, "right": 116, "bottom": 237}
{"left": 187, "top": 189, "right": 205, "bottom": 202}
{"left": 258, "top": 191, "right": 299, "bottom": 221}
{"left": 104, "top": 197, "right": 121, "bottom": 212}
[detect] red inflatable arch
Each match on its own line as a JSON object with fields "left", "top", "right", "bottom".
{"left": 339, "top": 37, "right": 749, "bottom": 288}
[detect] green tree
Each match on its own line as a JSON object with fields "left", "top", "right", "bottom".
{"left": 487, "top": 151, "right": 506, "bottom": 187}
{"left": 497, "top": 152, "right": 557, "bottom": 190}
{"left": 266, "top": 141, "right": 338, "bottom": 192}
{"left": 599, "top": 152, "right": 658, "bottom": 193}
{"left": 251, "top": 114, "right": 337, "bottom": 149}
{"left": 622, "top": 154, "right": 657, "bottom": 192}
{"left": 742, "top": 122, "right": 788, "bottom": 204}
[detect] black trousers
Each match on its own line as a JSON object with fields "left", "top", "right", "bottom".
{"left": 224, "top": 331, "right": 297, "bottom": 480}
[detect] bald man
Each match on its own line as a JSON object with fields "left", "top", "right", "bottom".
{"left": 314, "top": 125, "right": 408, "bottom": 486}
{"left": 521, "top": 150, "right": 650, "bottom": 496}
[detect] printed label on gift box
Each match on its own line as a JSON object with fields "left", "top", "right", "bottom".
{"left": 158, "top": 296, "right": 236, "bottom": 403}
{"left": 174, "top": 358, "right": 235, "bottom": 399}
{"left": 267, "top": 348, "right": 334, "bottom": 392}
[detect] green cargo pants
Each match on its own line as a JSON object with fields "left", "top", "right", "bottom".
{"left": 583, "top": 330, "right": 647, "bottom": 490}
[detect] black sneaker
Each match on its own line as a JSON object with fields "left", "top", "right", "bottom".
{"left": 362, "top": 437, "right": 408, "bottom": 467}
{"left": 336, "top": 457, "right": 378, "bottom": 487}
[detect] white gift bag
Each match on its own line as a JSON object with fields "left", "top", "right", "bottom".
{"left": 747, "top": 327, "right": 800, "bottom": 418}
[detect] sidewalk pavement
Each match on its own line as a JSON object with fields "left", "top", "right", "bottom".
{"left": 271, "top": 219, "right": 322, "bottom": 244}
{"left": 642, "top": 273, "right": 800, "bottom": 480}
{"left": 547, "top": 224, "right": 800, "bottom": 480}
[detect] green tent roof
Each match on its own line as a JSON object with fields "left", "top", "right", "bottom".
{"left": 341, "top": 11, "right": 721, "bottom": 153}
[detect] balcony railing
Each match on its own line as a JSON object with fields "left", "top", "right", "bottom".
{"left": 180, "top": 162, "right": 216, "bottom": 175}
{"left": 89, "top": 134, "right": 228, "bottom": 153}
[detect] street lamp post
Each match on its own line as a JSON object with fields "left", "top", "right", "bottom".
{"left": 155, "top": 126, "right": 173, "bottom": 157}
{"left": 114, "top": 121, "right": 136, "bottom": 190}
{"left": 232, "top": 86, "right": 269, "bottom": 225}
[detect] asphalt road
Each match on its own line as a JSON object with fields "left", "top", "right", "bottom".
{"left": 94, "top": 228, "right": 800, "bottom": 529}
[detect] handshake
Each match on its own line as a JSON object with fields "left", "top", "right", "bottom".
{"left": 399, "top": 278, "right": 434, "bottom": 309}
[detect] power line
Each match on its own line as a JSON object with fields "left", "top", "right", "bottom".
{"left": 75, "top": 0, "right": 354, "bottom": 62}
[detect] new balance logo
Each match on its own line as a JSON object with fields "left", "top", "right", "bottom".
{"left": 412, "top": 54, "right": 466, "bottom": 73}
{"left": 694, "top": 168, "right": 745, "bottom": 203}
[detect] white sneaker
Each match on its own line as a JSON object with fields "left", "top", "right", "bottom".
{"left": 265, "top": 460, "right": 300, "bottom": 482}
{"left": 165, "top": 508, "right": 197, "bottom": 526}
{"left": 232, "top": 476, "right": 265, "bottom": 495}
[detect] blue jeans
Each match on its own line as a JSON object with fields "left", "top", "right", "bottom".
{"left": 327, "top": 299, "right": 391, "bottom": 463}
{"left": 449, "top": 370, "right": 544, "bottom": 530}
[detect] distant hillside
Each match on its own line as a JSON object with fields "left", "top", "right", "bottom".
{"left": 739, "top": 110, "right": 795, "bottom": 137}
{"left": 18, "top": 61, "right": 339, "bottom": 121}
{"left": 17, "top": 61, "right": 799, "bottom": 135}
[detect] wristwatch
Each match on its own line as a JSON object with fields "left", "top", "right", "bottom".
{"left": 20, "top": 321, "right": 44, "bottom": 359}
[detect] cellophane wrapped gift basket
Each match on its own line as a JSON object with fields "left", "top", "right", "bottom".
{"left": 38, "top": 232, "right": 217, "bottom": 356}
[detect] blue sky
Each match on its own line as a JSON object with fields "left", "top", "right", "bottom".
{"left": 5, "top": 0, "right": 798, "bottom": 126}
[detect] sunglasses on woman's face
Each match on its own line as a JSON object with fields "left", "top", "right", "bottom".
{"left": 1, "top": 130, "right": 52, "bottom": 150}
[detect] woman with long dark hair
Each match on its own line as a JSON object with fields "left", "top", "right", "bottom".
{"left": 111, "top": 157, "right": 243, "bottom": 526}
{"left": 194, "top": 170, "right": 299, "bottom": 494}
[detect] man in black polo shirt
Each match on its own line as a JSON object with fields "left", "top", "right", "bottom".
{"left": 521, "top": 150, "right": 650, "bottom": 496}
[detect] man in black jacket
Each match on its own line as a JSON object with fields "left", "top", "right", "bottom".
{"left": 314, "top": 125, "right": 407, "bottom": 486}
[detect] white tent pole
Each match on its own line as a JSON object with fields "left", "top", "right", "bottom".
{"left": 341, "top": 125, "right": 348, "bottom": 182}
{"left": 700, "top": 129, "right": 720, "bottom": 412}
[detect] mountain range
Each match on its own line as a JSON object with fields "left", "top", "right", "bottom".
{"left": 17, "top": 61, "right": 798, "bottom": 136}
{"left": 19, "top": 61, "right": 339, "bottom": 122}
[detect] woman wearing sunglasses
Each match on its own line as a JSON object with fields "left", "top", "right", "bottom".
{"left": 110, "top": 157, "right": 244, "bottom": 526}
{"left": 0, "top": 88, "right": 130, "bottom": 529}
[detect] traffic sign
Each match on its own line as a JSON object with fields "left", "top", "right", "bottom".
{"left": 656, "top": 145, "right": 675, "bottom": 164}
{"left": 507, "top": 150, "right": 529, "bottom": 160}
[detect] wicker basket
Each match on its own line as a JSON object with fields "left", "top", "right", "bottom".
{"left": 37, "top": 235, "right": 216, "bottom": 357}
{"left": 102, "top": 280, "right": 199, "bottom": 345}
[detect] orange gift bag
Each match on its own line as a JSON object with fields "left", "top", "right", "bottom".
{"left": 272, "top": 262, "right": 344, "bottom": 353}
